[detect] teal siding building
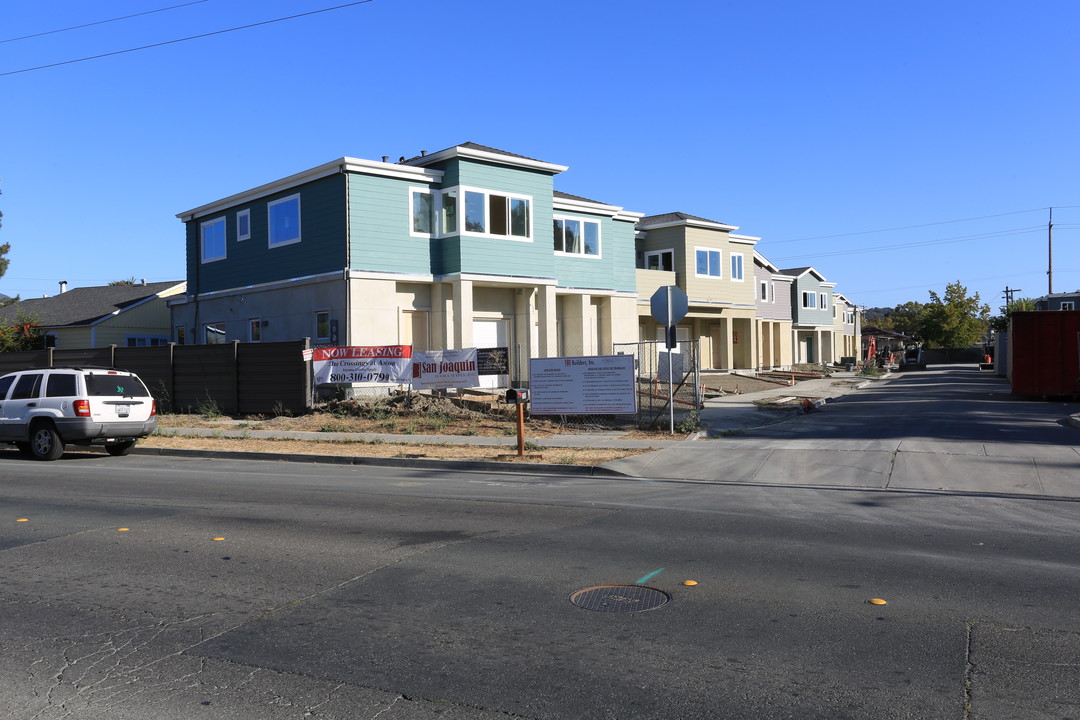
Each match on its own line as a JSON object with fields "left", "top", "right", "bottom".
{"left": 174, "top": 143, "right": 642, "bottom": 371}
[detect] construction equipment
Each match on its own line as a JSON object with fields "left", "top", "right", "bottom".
{"left": 898, "top": 342, "right": 927, "bottom": 371}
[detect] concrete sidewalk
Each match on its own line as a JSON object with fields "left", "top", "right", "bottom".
{"left": 148, "top": 369, "right": 1080, "bottom": 499}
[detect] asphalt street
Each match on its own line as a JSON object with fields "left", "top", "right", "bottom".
{"left": 1, "top": 367, "right": 1079, "bottom": 719}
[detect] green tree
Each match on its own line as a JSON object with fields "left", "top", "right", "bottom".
{"left": 109, "top": 277, "right": 138, "bottom": 286}
{"left": 886, "top": 301, "right": 926, "bottom": 338}
{"left": 920, "top": 281, "right": 990, "bottom": 348}
{"left": 0, "top": 308, "right": 44, "bottom": 352}
{"left": 988, "top": 297, "right": 1037, "bottom": 333}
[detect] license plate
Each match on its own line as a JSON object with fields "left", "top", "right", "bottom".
{"left": 116, "top": 405, "right": 130, "bottom": 416}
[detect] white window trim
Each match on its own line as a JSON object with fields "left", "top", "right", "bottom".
{"left": 200, "top": 217, "right": 226, "bottom": 263}
{"left": 819, "top": 293, "right": 828, "bottom": 310}
{"left": 644, "top": 248, "right": 675, "bottom": 272}
{"left": 236, "top": 208, "right": 251, "bottom": 241}
{"left": 802, "top": 290, "right": 817, "bottom": 309}
{"left": 458, "top": 185, "right": 534, "bottom": 242}
{"left": 553, "top": 214, "right": 603, "bottom": 259}
{"left": 268, "top": 194, "right": 302, "bottom": 248}
{"left": 315, "top": 310, "right": 331, "bottom": 343}
{"left": 248, "top": 318, "right": 262, "bottom": 342}
{"left": 409, "top": 186, "right": 436, "bottom": 239}
{"left": 730, "top": 252, "right": 745, "bottom": 282}
{"left": 1061, "top": 301, "right": 1075, "bottom": 310}
{"left": 759, "top": 280, "right": 768, "bottom": 301}
{"left": 694, "top": 246, "right": 722, "bottom": 279}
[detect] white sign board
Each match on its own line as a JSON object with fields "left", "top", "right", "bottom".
{"left": 411, "top": 348, "right": 480, "bottom": 390}
{"left": 312, "top": 346, "right": 412, "bottom": 385}
{"left": 529, "top": 355, "right": 637, "bottom": 415}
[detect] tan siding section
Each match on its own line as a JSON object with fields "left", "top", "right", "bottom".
{"left": 93, "top": 298, "right": 174, "bottom": 346}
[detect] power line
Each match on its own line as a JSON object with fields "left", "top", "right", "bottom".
{"left": 0, "top": 0, "right": 376, "bottom": 77}
{"left": 770, "top": 226, "right": 1042, "bottom": 262}
{"left": 0, "top": 1, "right": 210, "bottom": 44}
{"left": 770, "top": 206, "right": 1080, "bottom": 245}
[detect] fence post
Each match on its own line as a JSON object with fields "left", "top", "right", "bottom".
{"left": 109, "top": 345, "right": 116, "bottom": 369}
{"left": 232, "top": 340, "right": 240, "bottom": 415}
{"left": 302, "top": 337, "right": 312, "bottom": 412}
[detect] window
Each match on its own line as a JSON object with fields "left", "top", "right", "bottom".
{"left": 11, "top": 374, "right": 42, "bottom": 400}
{"left": 411, "top": 189, "right": 434, "bottom": 235}
{"left": 461, "top": 189, "right": 531, "bottom": 239}
{"left": 45, "top": 374, "right": 78, "bottom": 398}
{"left": 802, "top": 291, "right": 817, "bottom": 309}
{"left": 268, "top": 194, "right": 301, "bottom": 247}
{"left": 760, "top": 281, "right": 768, "bottom": 301}
{"left": 1062, "top": 301, "right": 1075, "bottom": 311}
{"left": 440, "top": 190, "right": 458, "bottom": 235}
{"left": 695, "top": 248, "right": 721, "bottom": 278}
{"left": 553, "top": 217, "right": 601, "bottom": 257}
{"left": 237, "top": 209, "right": 251, "bottom": 241}
{"left": 0, "top": 375, "right": 14, "bottom": 400}
{"left": 125, "top": 336, "right": 168, "bottom": 347}
{"left": 249, "top": 319, "right": 262, "bottom": 342}
{"left": 730, "top": 253, "right": 744, "bottom": 281}
{"left": 819, "top": 293, "right": 828, "bottom": 310}
{"left": 176, "top": 326, "right": 186, "bottom": 345}
{"left": 315, "top": 311, "right": 330, "bottom": 342}
{"left": 201, "top": 218, "right": 226, "bottom": 262}
{"left": 645, "top": 249, "right": 674, "bottom": 272}
{"left": 204, "top": 322, "right": 226, "bottom": 344}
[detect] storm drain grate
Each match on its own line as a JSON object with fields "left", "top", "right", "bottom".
{"left": 569, "top": 585, "right": 671, "bottom": 613}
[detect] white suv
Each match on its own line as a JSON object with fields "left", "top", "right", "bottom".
{"left": 0, "top": 367, "right": 157, "bottom": 460}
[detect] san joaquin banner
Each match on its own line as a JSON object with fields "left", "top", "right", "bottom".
{"left": 411, "top": 348, "right": 480, "bottom": 390}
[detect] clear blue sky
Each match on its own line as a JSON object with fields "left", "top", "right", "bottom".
{"left": 2, "top": 0, "right": 1077, "bottom": 312}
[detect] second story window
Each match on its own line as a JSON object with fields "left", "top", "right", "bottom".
{"left": 644, "top": 249, "right": 674, "bottom": 272}
{"left": 695, "top": 248, "right": 722, "bottom": 278}
{"left": 411, "top": 189, "right": 434, "bottom": 235}
{"left": 268, "top": 194, "right": 301, "bottom": 248}
{"left": 201, "top": 218, "right": 226, "bottom": 263}
{"left": 760, "top": 281, "right": 768, "bottom": 301}
{"left": 802, "top": 291, "right": 817, "bottom": 309}
{"left": 730, "top": 253, "right": 744, "bottom": 281}
{"left": 1062, "top": 301, "right": 1075, "bottom": 311}
{"left": 554, "top": 217, "right": 600, "bottom": 257}
{"left": 237, "top": 209, "right": 251, "bottom": 241}
{"left": 462, "top": 189, "right": 531, "bottom": 239}
{"left": 819, "top": 293, "right": 828, "bottom": 310}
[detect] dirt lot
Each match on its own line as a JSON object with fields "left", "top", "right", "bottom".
{"left": 149, "top": 394, "right": 676, "bottom": 466}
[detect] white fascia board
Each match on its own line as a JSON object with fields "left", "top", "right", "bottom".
{"left": 553, "top": 196, "right": 624, "bottom": 217}
{"left": 348, "top": 269, "right": 435, "bottom": 283}
{"left": 821, "top": 281, "right": 837, "bottom": 288}
{"left": 637, "top": 218, "right": 740, "bottom": 233}
{"left": 409, "top": 146, "right": 568, "bottom": 175}
{"left": 192, "top": 270, "right": 342, "bottom": 300}
{"left": 754, "top": 250, "right": 780, "bottom": 272}
{"left": 729, "top": 234, "right": 761, "bottom": 245}
{"left": 89, "top": 282, "right": 187, "bottom": 327}
{"left": 772, "top": 274, "right": 796, "bottom": 284}
{"left": 439, "top": 272, "right": 559, "bottom": 287}
{"left": 177, "top": 158, "right": 443, "bottom": 221}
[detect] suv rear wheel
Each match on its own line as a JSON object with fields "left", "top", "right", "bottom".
{"left": 30, "top": 422, "right": 65, "bottom": 461}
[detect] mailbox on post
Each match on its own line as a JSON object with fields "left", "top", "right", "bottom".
{"left": 505, "top": 388, "right": 530, "bottom": 404}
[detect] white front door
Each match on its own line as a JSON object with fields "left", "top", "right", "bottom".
{"left": 473, "top": 319, "right": 509, "bottom": 389}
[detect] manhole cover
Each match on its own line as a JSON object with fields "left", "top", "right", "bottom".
{"left": 569, "top": 585, "right": 671, "bottom": 613}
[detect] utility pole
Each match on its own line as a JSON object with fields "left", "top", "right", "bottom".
{"left": 1048, "top": 207, "right": 1054, "bottom": 295}
{"left": 1002, "top": 286, "right": 1021, "bottom": 312}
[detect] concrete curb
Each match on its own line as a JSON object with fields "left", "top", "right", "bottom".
{"left": 127, "top": 445, "right": 628, "bottom": 477}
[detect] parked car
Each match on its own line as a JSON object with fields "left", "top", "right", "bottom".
{"left": 0, "top": 367, "right": 157, "bottom": 460}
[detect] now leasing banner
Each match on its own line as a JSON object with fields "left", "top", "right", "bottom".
{"left": 312, "top": 346, "right": 412, "bottom": 385}
{"left": 411, "top": 348, "right": 480, "bottom": 390}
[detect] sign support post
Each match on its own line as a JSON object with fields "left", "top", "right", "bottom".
{"left": 650, "top": 285, "right": 689, "bottom": 434}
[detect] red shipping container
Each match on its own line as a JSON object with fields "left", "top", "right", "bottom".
{"left": 1009, "top": 310, "right": 1080, "bottom": 397}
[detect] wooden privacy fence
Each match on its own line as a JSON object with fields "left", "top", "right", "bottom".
{"left": 0, "top": 340, "right": 312, "bottom": 416}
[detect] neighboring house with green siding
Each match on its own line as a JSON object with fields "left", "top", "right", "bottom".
{"left": 0, "top": 281, "right": 185, "bottom": 349}
{"left": 778, "top": 267, "right": 838, "bottom": 364}
{"left": 173, "top": 143, "right": 642, "bottom": 373}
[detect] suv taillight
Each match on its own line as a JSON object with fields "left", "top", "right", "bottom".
{"left": 151, "top": 400, "right": 157, "bottom": 417}
{"left": 74, "top": 399, "right": 91, "bottom": 417}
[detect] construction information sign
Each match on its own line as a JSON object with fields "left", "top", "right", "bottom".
{"left": 411, "top": 348, "right": 480, "bottom": 390}
{"left": 312, "top": 346, "right": 412, "bottom": 385}
{"left": 529, "top": 355, "right": 637, "bottom": 415}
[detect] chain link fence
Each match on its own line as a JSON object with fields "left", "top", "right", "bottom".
{"left": 613, "top": 339, "right": 702, "bottom": 427}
